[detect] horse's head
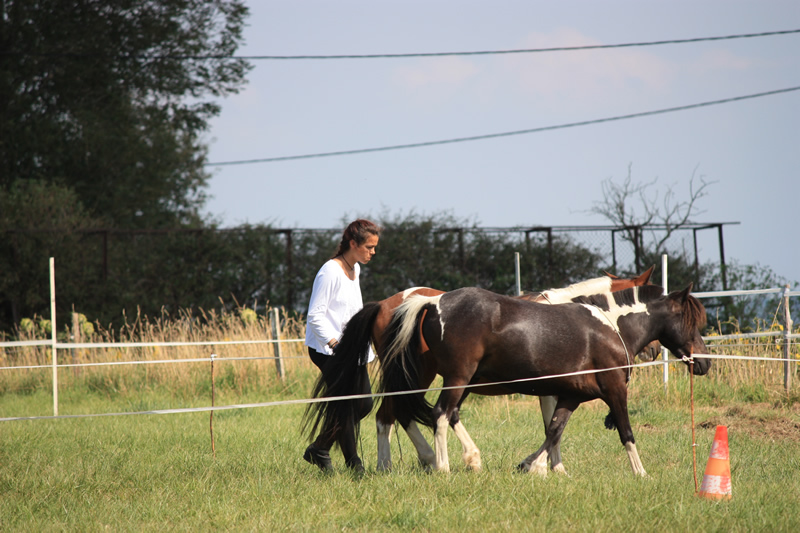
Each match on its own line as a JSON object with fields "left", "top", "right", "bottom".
{"left": 659, "top": 284, "right": 711, "bottom": 376}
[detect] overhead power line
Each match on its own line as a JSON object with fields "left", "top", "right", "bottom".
{"left": 5, "top": 29, "right": 799, "bottom": 61}
{"left": 205, "top": 86, "right": 800, "bottom": 167}
{"left": 235, "top": 29, "right": 800, "bottom": 60}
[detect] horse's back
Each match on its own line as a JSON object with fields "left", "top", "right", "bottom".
{"left": 432, "top": 287, "right": 561, "bottom": 349}
{"left": 433, "top": 287, "right": 606, "bottom": 371}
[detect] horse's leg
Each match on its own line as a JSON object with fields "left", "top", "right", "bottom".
{"left": 431, "top": 384, "right": 471, "bottom": 473}
{"left": 404, "top": 351, "right": 437, "bottom": 468}
{"left": 403, "top": 421, "right": 436, "bottom": 469}
{"left": 432, "top": 402, "right": 451, "bottom": 472}
{"left": 604, "top": 388, "right": 647, "bottom": 477}
{"left": 519, "top": 397, "right": 579, "bottom": 476}
{"left": 451, "top": 392, "right": 481, "bottom": 471}
{"left": 538, "top": 395, "right": 567, "bottom": 474}
{"left": 377, "top": 398, "right": 435, "bottom": 471}
{"left": 375, "top": 398, "right": 394, "bottom": 471}
{"left": 376, "top": 358, "right": 436, "bottom": 470}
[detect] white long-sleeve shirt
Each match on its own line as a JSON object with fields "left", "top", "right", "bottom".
{"left": 305, "top": 259, "right": 374, "bottom": 361}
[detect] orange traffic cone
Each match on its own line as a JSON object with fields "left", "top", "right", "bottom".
{"left": 698, "top": 425, "right": 732, "bottom": 500}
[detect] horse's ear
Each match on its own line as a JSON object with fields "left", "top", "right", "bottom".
{"left": 678, "top": 283, "right": 694, "bottom": 302}
{"left": 668, "top": 283, "right": 693, "bottom": 304}
{"left": 604, "top": 271, "right": 620, "bottom": 279}
{"left": 642, "top": 265, "right": 655, "bottom": 284}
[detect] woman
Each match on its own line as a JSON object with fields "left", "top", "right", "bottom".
{"left": 303, "top": 219, "right": 380, "bottom": 472}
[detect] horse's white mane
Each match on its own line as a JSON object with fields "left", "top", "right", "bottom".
{"left": 538, "top": 276, "right": 613, "bottom": 304}
{"left": 385, "top": 294, "right": 442, "bottom": 364}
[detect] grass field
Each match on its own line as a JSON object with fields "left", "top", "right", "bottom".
{"left": 2, "top": 308, "right": 799, "bottom": 531}
{"left": 2, "top": 362, "right": 800, "bottom": 532}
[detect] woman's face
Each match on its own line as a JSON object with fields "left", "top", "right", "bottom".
{"left": 351, "top": 234, "right": 379, "bottom": 264}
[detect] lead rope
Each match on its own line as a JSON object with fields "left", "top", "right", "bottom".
{"left": 685, "top": 355, "right": 698, "bottom": 493}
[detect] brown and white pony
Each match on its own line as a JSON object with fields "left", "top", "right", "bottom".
{"left": 380, "top": 284, "right": 709, "bottom": 475}
{"left": 304, "top": 268, "right": 654, "bottom": 472}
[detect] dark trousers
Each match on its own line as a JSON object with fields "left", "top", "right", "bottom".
{"left": 308, "top": 347, "right": 373, "bottom": 465}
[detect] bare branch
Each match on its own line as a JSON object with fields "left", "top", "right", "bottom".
{"left": 588, "top": 164, "right": 717, "bottom": 254}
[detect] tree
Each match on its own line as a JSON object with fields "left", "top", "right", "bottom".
{"left": 357, "top": 211, "right": 604, "bottom": 303}
{"left": 0, "top": 180, "right": 101, "bottom": 329}
{"left": 587, "top": 166, "right": 800, "bottom": 331}
{"left": 589, "top": 164, "right": 716, "bottom": 289}
{"left": 0, "top": 0, "right": 251, "bottom": 228}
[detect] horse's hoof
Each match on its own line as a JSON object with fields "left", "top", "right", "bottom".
{"left": 346, "top": 456, "right": 365, "bottom": 475}
{"left": 531, "top": 465, "right": 548, "bottom": 477}
{"left": 303, "top": 445, "right": 333, "bottom": 472}
{"left": 515, "top": 462, "right": 530, "bottom": 473}
{"left": 463, "top": 452, "right": 482, "bottom": 471}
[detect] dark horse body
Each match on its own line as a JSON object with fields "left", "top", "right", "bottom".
{"left": 380, "top": 284, "right": 709, "bottom": 475}
{"left": 304, "top": 269, "right": 654, "bottom": 472}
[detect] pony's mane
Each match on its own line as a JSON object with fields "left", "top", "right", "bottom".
{"left": 573, "top": 285, "right": 707, "bottom": 331}
{"left": 532, "top": 276, "right": 612, "bottom": 304}
{"left": 571, "top": 285, "right": 662, "bottom": 309}
{"left": 683, "top": 294, "right": 708, "bottom": 331}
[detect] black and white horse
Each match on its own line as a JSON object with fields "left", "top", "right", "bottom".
{"left": 380, "top": 284, "right": 709, "bottom": 475}
{"left": 303, "top": 270, "right": 655, "bottom": 473}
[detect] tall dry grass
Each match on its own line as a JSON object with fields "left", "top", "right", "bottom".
{"left": 634, "top": 320, "right": 799, "bottom": 403}
{"left": 0, "top": 307, "right": 312, "bottom": 398}
{"left": 1, "top": 306, "right": 798, "bottom": 403}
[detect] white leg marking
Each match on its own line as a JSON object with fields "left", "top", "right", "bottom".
{"left": 376, "top": 420, "right": 393, "bottom": 471}
{"left": 531, "top": 449, "right": 549, "bottom": 477}
{"left": 625, "top": 442, "right": 647, "bottom": 477}
{"left": 435, "top": 414, "right": 450, "bottom": 472}
{"left": 452, "top": 421, "right": 482, "bottom": 471}
{"left": 405, "top": 421, "right": 436, "bottom": 469}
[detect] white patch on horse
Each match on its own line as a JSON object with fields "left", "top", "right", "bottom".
{"left": 402, "top": 287, "right": 432, "bottom": 300}
{"left": 580, "top": 287, "right": 649, "bottom": 333}
{"left": 436, "top": 298, "right": 446, "bottom": 340}
{"left": 435, "top": 414, "right": 451, "bottom": 472}
{"left": 453, "top": 421, "right": 482, "bottom": 470}
{"left": 539, "top": 276, "right": 613, "bottom": 304}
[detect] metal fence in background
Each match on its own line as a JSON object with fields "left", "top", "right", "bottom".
{"left": 1, "top": 254, "right": 797, "bottom": 421}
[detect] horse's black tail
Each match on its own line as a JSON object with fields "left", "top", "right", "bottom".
{"left": 302, "top": 302, "right": 381, "bottom": 444}
{"left": 379, "top": 296, "right": 437, "bottom": 429}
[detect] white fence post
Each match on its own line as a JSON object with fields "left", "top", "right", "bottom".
{"left": 271, "top": 307, "right": 285, "bottom": 381}
{"left": 514, "top": 252, "right": 522, "bottom": 296}
{"left": 784, "top": 285, "right": 793, "bottom": 393}
{"left": 662, "top": 254, "right": 669, "bottom": 387}
{"left": 50, "top": 257, "right": 58, "bottom": 416}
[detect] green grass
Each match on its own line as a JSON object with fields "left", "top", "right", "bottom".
{"left": 2, "top": 371, "right": 800, "bottom": 532}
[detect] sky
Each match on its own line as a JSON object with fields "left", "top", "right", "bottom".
{"left": 202, "top": 1, "right": 800, "bottom": 287}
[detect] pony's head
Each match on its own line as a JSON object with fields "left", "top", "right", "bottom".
{"left": 658, "top": 284, "right": 711, "bottom": 376}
